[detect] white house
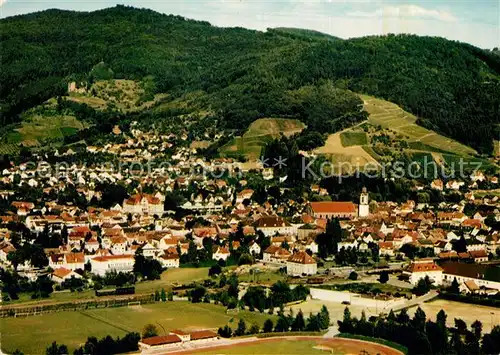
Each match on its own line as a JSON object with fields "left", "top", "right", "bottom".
{"left": 249, "top": 241, "right": 261, "bottom": 255}
{"left": 286, "top": 251, "right": 317, "bottom": 276}
{"left": 255, "top": 216, "right": 295, "bottom": 237}
{"left": 402, "top": 258, "right": 443, "bottom": 286}
{"left": 212, "top": 246, "right": 230, "bottom": 261}
{"left": 159, "top": 253, "right": 180, "bottom": 268}
{"left": 51, "top": 267, "right": 82, "bottom": 284}
{"left": 90, "top": 254, "right": 135, "bottom": 276}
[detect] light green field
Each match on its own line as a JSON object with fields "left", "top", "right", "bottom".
{"left": 237, "top": 270, "right": 286, "bottom": 284}
{"left": 314, "top": 94, "right": 484, "bottom": 170}
{"left": 1, "top": 302, "right": 276, "bottom": 355}
{"left": 340, "top": 131, "right": 368, "bottom": 147}
{"left": 196, "top": 339, "right": 327, "bottom": 355}
{"left": 195, "top": 337, "right": 403, "bottom": 355}
{"left": 4, "top": 115, "right": 86, "bottom": 147}
{"left": 4, "top": 268, "right": 218, "bottom": 306}
{"left": 220, "top": 118, "right": 305, "bottom": 160}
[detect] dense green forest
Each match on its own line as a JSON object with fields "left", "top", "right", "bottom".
{"left": 1, "top": 5, "right": 499, "bottom": 154}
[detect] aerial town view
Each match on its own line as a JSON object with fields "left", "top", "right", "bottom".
{"left": 0, "top": 1, "right": 499, "bottom": 355}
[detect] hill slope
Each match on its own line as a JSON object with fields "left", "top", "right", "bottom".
{"left": 1, "top": 5, "right": 499, "bottom": 154}
{"left": 314, "top": 95, "right": 497, "bottom": 172}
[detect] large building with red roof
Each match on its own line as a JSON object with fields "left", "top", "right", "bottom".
{"left": 308, "top": 201, "right": 358, "bottom": 219}
{"left": 402, "top": 258, "right": 443, "bottom": 286}
{"left": 287, "top": 251, "right": 317, "bottom": 276}
{"left": 123, "top": 193, "right": 164, "bottom": 216}
{"left": 139, "top": 329, "right": 218, "bottom": 351}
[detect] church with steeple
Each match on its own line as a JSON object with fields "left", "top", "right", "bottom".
{"left": 359, "top": 187, "right": 369, "bottom": 218}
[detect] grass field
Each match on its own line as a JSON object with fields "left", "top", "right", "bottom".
{"left": 408, "top": 299, "right": 498, "bottom": 334}
{"left": 340, "top": 131, "right": 368, "bottom": 147}
{"left": 2, "top": 115, "right": 86, "bottom": 148}
{"left": 238, "top": 270, "right": 286, "bottom": 284}
{"left": 192, "top": 337, "right": 403, "bottom": 355}
{"left": 4, "top": 268, "right": 218, "bottom": 306}
{"left": 1, "top": 302, "right": 276, "bottom": 355}
{"left": 220, "top": 118, "right": 305, "bottom": 160}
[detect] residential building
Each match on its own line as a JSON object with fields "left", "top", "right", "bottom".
{"left": 286, "top": 251, "right": 317, "bottom": 276}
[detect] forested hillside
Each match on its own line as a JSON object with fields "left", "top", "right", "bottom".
{"left": 1, "top": 5, "right": 499, "bottom": 154}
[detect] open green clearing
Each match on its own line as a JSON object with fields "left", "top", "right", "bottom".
{"left": 194, "top": 337, "right": 403, "bottom": 355}
{"left": 196, "top": 339, "right": 327, "bottom": 355}
{"left": 1, "top": 114, "right": 86, "bottom": 151}
{"left": 220, "top": 118, "right": 305, "bottom": 160}
{"left": 1, "top": 302, "right": 276, "bottom": 355}
{"left": 67, "top": 79, "right": 168, "bottom": 112}
{"left": 340, "top": 131, "right": 368, "bottom": 147}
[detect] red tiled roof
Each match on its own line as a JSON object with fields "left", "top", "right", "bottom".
{"left": 92, "top": 255, "right": 134, "bottom": 262}
{"left": 65, "top": 252, "right": 85, "bottom": 264}
{"left": 310, "top": 202, "right": 356, "bottom": 214}
{"left": 141, "top": 335, "right": 182, "bottom": 346}
{"left": 190, "top": 330, "right": 218, "bottom": 341}
{"left": 407, "top": 261, "right": 443, "bottom": 272}
{"left": 288, "top": 251, "right": 316, "bottom": 265}
{"left": 52, "top": 267, "right": 73, "bottom": 279}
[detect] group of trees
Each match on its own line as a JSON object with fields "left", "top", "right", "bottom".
{"left": 133, "top": 248, "right": 162, "bottom": 280}
{"left": 1, "top": 269, "right": 54, "bottom": 300}
{"left": 338, "top": 307, "right": 500, "bottom": 355}
{"left": 241, "top": 282, "right": 310, "bottom": 312}
{"left": 46, "top": 332, "right": 140, "bottom": 355}
{"left": 218, "top": 305, "right": 330, "bottom": 338}
{"left": 3, "top": 6, "right": 498, "bottom": 154}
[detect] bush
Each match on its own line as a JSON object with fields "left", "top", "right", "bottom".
{"left": 348, "top": 271, "right": 358, "bottom": 280}
{"left": 218, "top": 325, "right": 232, "bottom": 338}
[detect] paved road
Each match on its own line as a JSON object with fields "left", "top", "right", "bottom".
{"left": 323, "top": 325, "right": 339, "bottom": 338}
{"left": 391, "top": 290, "right": 439, "bottom": 312}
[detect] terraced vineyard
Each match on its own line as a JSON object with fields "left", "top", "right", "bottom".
{"left": 0, "top": 114, "right": 87, "bottom": 153}
{"left": 220, "top": 118, "right": 305, "bottom": 160}
{"left": 314, "top": 94, "right": 497, "bottom": 173}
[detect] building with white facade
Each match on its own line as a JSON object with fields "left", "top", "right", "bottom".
{"left": 123, "top": 193, "right": 164, "bottom": 216}
{"left": 90, "top": 254, "right": 135, "bottom": 276}
{"left": 402, "top": 258, "right": 443, "bottom": 286}
{"left": 358, "top": 187, "right": 369, "bottom": 218}
{"left": 286, "top": 251, "right": 317, "bottom": 276}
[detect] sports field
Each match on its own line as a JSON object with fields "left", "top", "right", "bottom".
{"left": 220, "top": 118, "right": 305, "bottom": 160}
{"left": 1, "top": 302, "right": 276, "bottom": 355}
{"left": 186, "top": 337, "right": 404, "bottom": 355}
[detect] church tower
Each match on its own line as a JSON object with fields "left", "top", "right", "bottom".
{"left": 359, "top": 187, "right": 369, "bottom": 218}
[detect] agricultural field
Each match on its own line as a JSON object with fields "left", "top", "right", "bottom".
{"left": 340, "top": 131, "right": 368, "bottom": 147}
{"left": 1, "top": 302, "right": 276, "bottom": 355}
{"left": 314, "top": 95, "right": 487, "bottom": 171}
{"left": 67, "top": 79, "right": 168, "bottom": 112}
{"left": 220, "top": 118, "right": 305, "bottom": 160}
{"left": 1, "top": 115, "right": 86, "bottom": 149}
{"left": 360, "top": 95, "right": 477, "bottom": 156}
{"left": 314, "top": 128, "right": 379, "bottom": 172}
{"left": 192, "top": 337, "right": 403, "bottom": 355}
